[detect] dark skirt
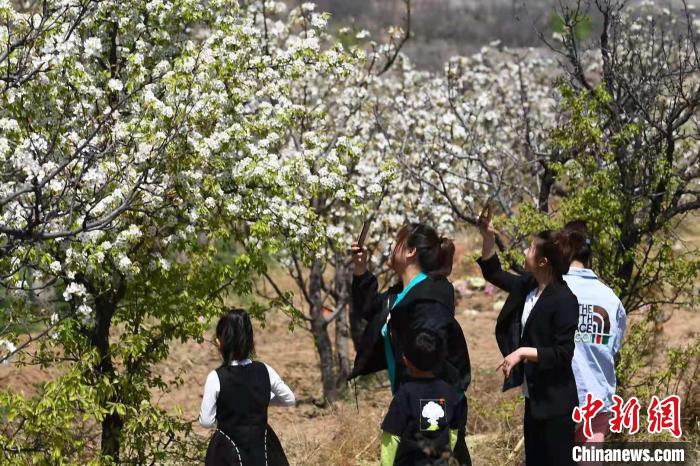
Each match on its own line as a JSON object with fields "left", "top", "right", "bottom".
{"left": 204, "top": 425, "right": 289, "bottom": 466}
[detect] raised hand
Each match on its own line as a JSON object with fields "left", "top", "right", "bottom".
{"left": 477, "top": 203, "right": 495, "bottom": 239}
{"left": 477, "top": 203, "right": 497, "bottom": 260}
{"left": 350, "top": 242, "right": 369, "bottom": 276}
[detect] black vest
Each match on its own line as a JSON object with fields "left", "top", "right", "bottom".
{"left": 205, "top": 362, "right": 272, "bottom": 466}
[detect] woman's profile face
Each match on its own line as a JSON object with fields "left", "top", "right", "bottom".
{"left": 388, "top": 239, "right": 403, "bottom": 273}
{"left": 388, "top": 236, "right": 415, "bottom": 274}
{"left": 524, "top": 240, "right": 538, "bottom": 273}
{"left": 524, "top": 239, "right": 549, "bottom": 274}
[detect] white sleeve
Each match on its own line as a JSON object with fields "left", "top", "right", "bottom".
{"left": 265, "top": 363, "right": 296, "bottom": 407}
{"left": 199, "top": 370, "right": 220, "bottom": 428}
{"left": 613, "top": 301, "right": 627, "bottom": 354}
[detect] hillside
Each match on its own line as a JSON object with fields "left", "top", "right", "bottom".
{"left": 307, "top": 0, "right": 700, "bottom": 70}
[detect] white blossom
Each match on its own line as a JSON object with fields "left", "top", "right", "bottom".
{"left": 63, "top": 282, "right": 87, "bottom": 301}
{"left": 49, "top": 261, "right": 62, "bottom": 273}
{"left": 117, "top": 255, "right": 133, "bottom": 273}
{"left": 107, "top": 78, "right": 123, "bottom": 92}
{"left": 84, "top": 37, "right": 102, "bottom": 57}
{"left": 0, "top": 339, "right": 17, "bottom": 365}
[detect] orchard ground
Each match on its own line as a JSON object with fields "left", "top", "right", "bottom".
{"left": 1, "top": 226, "right": 698, "bottom": 465}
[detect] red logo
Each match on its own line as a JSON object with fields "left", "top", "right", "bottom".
{"left": 572, "top": 393, "right": 605, "bottom": 439}
{"left": 647, "top": 395, "right": 682, "bottom": 438}
{"left": 609, "top": 395, "right": 641, "bottom": 435}
{"left": 573, "top": 393, "right": 684, "bottom": 437}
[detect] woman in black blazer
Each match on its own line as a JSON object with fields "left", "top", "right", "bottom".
{"left": 475, "top": 208, "right": 581, "bottom": 466}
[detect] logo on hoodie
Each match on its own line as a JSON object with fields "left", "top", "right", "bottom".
{"left": 575, "top": 303, "right": 611, "bottom": 345}
{"left": 420, "top": 399, "right": 446, "bottom": 432}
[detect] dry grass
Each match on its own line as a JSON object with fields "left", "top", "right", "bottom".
{"left": 1, "top": 228, "right": 699, "bottom": 465}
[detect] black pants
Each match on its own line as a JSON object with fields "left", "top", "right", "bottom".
{"left": 452, "top": 397, "right": 472, "bottom": 466}
{"left": 524, "top": 398, "right": 575, "bottom": 466}
{"left": 453, "top": 429, "right": 471, "bottom": 466}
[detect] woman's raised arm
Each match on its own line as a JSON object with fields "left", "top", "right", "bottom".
{"left": 475, "top": 206, "right": 523, "bottom": 293}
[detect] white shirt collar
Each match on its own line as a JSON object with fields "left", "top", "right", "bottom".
{"left": 229, "top": 358, "right": 252, "bottom": 366}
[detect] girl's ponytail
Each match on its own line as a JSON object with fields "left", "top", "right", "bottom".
{"left": 434, "top": 236, "right": 455, "bottom": 279}
{"left": 215, "top": 308, "right": 254, "bottom": 367}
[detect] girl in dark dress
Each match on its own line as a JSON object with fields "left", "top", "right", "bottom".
{"left": 199, "top": 309, "right": 295, "bottom": 466}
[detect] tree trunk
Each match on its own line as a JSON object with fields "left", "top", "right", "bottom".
{"left": 308, "top": 259, "right": 338, "bottom": 402}
{"left": 335, "top": 306, "right": 351, "bottom": 388}
{"left": 537, "top": 164, "right": 555, "bottom": 213}
{"left": 348, "top": 262, "right": 366, "bottom": 351}
{"left": 615, "top": 205, "right": 639, "bottom": 309}
{"left": 334, "top": 259, "right": 351, "bottom": 390}
{"left": 616, "top": 252, "right": 636, "bottom": 308}
{"left": 91, "top": 282, "right": 125, "bottom": 462}
{"left": 101, "top": 412, "right": 124, "bottom": 462}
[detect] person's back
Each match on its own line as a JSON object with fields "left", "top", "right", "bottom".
{"left": 199, "top": 309, "right": 295, "bottom": 466}
{"left": 381, "top": 330, "right": 460, "bottom": 466}
{"left": 213, "top": 362, "right": 271, "bottom": 464}
{"left": 563, "top": 220, "right": 627, "bottom": 453}
{"left": 562, "top": 220, "right": 627, "bottom": 413}
{"left": 564, "top": 268, "right": 626, "bottom": 411}
{"left": 383, "top": 378, "right": 459, "bottom": 465}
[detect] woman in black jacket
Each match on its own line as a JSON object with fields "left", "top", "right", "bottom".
{"left": 349, "top": 223, "right": 471, "bottom": 465}
{"left": 476, "top": 208, "right": 581, "bottom": 466}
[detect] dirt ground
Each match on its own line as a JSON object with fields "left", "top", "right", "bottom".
{"left": 165, "top": 286, "right": 699, "bottom": 465}
{"left": 1, "top": 232, "right": 699, "bottom": 465}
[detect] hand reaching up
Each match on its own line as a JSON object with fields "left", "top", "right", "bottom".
{"left": 477, "top": 203, "right": 497, "bottom": 260}
{"left": 350, "top": 243, "right": 369, "bottom": 276}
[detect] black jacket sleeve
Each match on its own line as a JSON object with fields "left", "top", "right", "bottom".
{"left": 476, "top": 253, "right": 536, "bottom": 294}
{"left": 536, "top": 292, "right": 578, "bottom": 370}
{"left": 442, "top": 310, "right": 471, "bottom": 392}
{"left": 351, "top": 271, "right": 383, "bottom": 322}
